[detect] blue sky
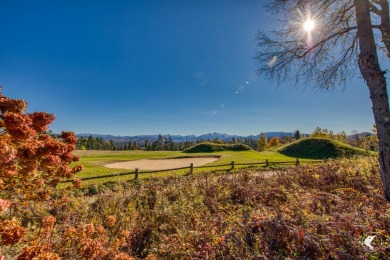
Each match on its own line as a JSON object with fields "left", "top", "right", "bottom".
{"left": 0, "top": 0, "right": 377, "bottom": 136}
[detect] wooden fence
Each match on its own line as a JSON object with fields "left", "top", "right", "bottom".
{"left": 61, "top": 158, "right": 324, "bottom": 183}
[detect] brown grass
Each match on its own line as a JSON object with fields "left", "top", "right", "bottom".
{"left": 2, "top": 157, "right": 390, "bottom": 259}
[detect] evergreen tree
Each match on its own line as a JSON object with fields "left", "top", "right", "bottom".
{"left": 152, "top": 134, "right": 165, "bottom": 151}
{"left": 164, "top": 136, "right": 177, "bottom": 150}
{"left": 144, "top": 139, "right": 150, "bottom": 150}
{"left": 294, "top": 130, "right": 301, "bottom": 140}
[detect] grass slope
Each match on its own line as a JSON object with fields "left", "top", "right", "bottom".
{"left": 278, "top": 137, "right": 369, "bottom": 159}
{"left": 183, "top": 142, "right": 252, "bottom": 153}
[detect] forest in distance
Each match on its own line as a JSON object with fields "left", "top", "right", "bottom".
{"left": 74, "top": 128, "right": 377, "bottom": 152}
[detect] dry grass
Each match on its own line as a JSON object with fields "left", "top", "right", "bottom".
{"left": 2, "top": 157, "right": 390, "bottom": 259}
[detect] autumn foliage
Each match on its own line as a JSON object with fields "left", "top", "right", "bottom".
{"left": 0, "top": 88, "right": 83, "bottom": 257}
{"left": 0, "top": 88, "right": 83, "bottom": 196}
{"left": 267, "top": 137, "right": 280, "bottom": 148}
{"left": 0, "top": 88, "right": 140, "bottom": 259}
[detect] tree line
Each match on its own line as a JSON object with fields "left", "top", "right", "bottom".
{"left": 77, "top": 127, "right": 378, "bottom": 152}
{"left": 76, "top": 134, "right": 263, "bottom": 151}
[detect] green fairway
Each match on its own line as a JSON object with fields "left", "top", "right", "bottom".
{"left": 73, "top": 150, "right": 183, "bottom": 180}
{"left": 69, "top": 149, "right": 312, "bottom": 186}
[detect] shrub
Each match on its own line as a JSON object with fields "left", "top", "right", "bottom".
{"left": 0, "top": 88, "right": 133, "bottom": 259}
{"left": 45, "top": 158, "right": 390, "bottom": 258}
{"left": 267, "top": 137, "right": 280, "bottom": 148}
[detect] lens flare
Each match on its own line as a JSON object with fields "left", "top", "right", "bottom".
{"left": 304, "top": 19, "right": 315, "bottom": 32}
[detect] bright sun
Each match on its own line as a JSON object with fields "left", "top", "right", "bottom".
{"left": 304, "top": 19, "right": 315, "bottom": 31}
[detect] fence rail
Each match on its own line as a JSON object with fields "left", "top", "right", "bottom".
{"left": 61, "top": 158, "right": 324, "bottom": 183}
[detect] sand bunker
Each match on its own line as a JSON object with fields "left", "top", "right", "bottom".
{"left": 105, "top": 157, "right": 219, "bottom": 170}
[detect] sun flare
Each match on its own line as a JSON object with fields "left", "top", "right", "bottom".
{"left": 304, "top": 19, "right": 315, "bottom": 32}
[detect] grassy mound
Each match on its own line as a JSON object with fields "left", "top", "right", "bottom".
{"left": 183, "top": 142, "right": 253, "bottom": 153}
{"left": 278, "top": 137, "right": 368, "bottom": 159}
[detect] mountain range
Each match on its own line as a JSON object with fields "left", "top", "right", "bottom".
{"left": 76, "top": 132, "right": 296, "bottom": 143}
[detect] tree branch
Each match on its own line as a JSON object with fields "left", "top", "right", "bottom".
{"left": 377, "top": 0, "right": 390, "bottom": 56}
{"left": 369, "top": 1, "right": 382, "bottom": 15}
{"left": 255, "top": 0, "right": 372, "bottom": 89}
{"left": 299, "top": 26, "right": 358, "bottom": 58}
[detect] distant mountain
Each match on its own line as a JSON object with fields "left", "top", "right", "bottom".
{"left": 348, "top": 132, "right": 373, "bottom": 141}
{"left": 197, "top": 132, "right": 241, "bottom": 141}
{"left": 76, "top": 132, "right": 296, "bottom": 143}
{"left": 247, "top": 132, "right": 295, "bottom": 140}
{"left": 76, "top": 132, "right": 373, "bottom": 143}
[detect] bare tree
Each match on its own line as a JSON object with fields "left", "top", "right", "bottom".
{"left": 256, "top": 0, "right": 390, "bottom": 201}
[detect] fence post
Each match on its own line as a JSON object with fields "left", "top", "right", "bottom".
{"left": 296, "top": 158, "right": 300, "bottom": 166}
{"left": 231, "top": 161, "right": 235, "bottom": 170}
{"left": 134, "top": 168, "right": 139, "bottom": 180}
{"left": 266, "top": 159, "right": 269, "bottom": 167}
{"left": 189, "top": 163, "right": 194, "bottom": 175}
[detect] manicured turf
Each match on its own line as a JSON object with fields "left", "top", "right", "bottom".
{"left": 70, "top": 149, "right": 301, "bottom": 186}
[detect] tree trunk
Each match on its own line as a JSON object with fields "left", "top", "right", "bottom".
{"left": 355, "top": 0, "right": 390, "bottom": 201}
